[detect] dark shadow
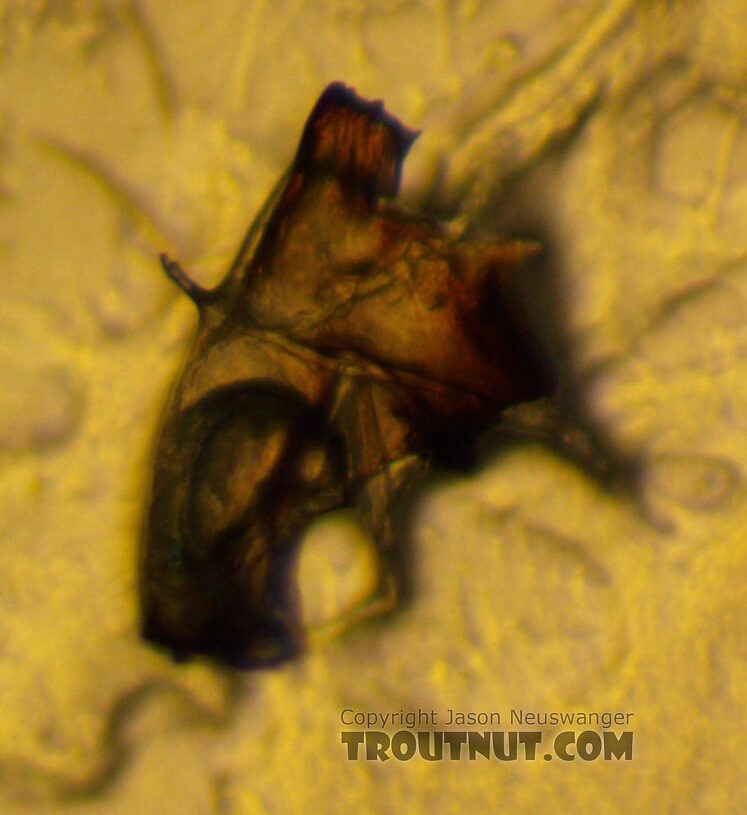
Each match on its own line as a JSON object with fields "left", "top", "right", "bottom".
{"left": 366, "top": 108, "right": 653, "bottom": 628}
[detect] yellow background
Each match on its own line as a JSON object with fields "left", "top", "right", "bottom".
{"left": 1, "top": 0, "right": 746, "bottom": 812}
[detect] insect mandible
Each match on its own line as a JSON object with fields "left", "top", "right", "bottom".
{"left": 140, "top": 83, "right": 554, "bottom": 667}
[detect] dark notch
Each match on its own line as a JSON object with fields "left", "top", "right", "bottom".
{"left": 159, "top": 253, "right": 212, "bottom": 307}
{"left": 293, "top": 81, "right": 420, "bottom": 199}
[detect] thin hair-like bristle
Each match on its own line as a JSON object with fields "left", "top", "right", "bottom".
{"left": 159, "top": 254, "right": 211, "bottom": 306}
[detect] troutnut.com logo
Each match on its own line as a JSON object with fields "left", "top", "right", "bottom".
{"left": 340, "top": 708, "right": 634, "bottom": 762}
